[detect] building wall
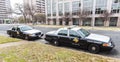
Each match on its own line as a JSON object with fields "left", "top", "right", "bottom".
{"left": 0, "top": 0, "right": 11, "bottom": 24}
{"left": 24, "top": 0, "right": 45, "bottom": 13}
{"left": 46, "top": 0, "right": 120, "bottom": 27}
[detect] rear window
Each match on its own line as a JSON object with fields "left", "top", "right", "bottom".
{"left": 58, "top": 30, "right": 68, "bottom": 36}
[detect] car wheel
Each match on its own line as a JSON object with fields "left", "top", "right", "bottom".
{"left": 88, "top": 44, "right": 100, "bottom": 54}
{"left": 53, "top": 40, "right": 60, "bottom": 46}
{"left": 10, "top": 34, "right": 14, "bottom": 37}
{"left": 25, "top": 35, "right": 29, "bottom": 40}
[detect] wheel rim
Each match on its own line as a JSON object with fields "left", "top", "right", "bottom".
{"left": 91, "top": 46, "right": 96, "bottom": 51}
{"left": 25, "top": 36, "right": 28, "bottom": 40}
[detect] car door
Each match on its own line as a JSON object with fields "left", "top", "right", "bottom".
{"left": 57, "top": 30, "right": 70, "bottom": 44}
{"left": 68, "top": 30, "right": 87, "bottom": 46}
{"left": 16, "top": 27, "right": 24, "bottom": 38}
{"left": 11, "top": 27, "right": 17, "bottom": 36}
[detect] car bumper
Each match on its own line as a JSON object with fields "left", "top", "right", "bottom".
{"left": 29, "top": 33, "right": 44, "bottom": 38}
{"left": 101, "top": 42, "right": 115, "bottom": 51}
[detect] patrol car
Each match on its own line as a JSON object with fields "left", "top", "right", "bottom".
{"left": 45, "top": 26, "right": 115, "bottom": 53}
{"left": 7, "top": 25, "right": 43, "bottom": 40}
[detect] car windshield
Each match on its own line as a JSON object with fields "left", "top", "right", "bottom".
{"left": 20, "top": 26, "right": 33, "bottom": 31}
{"left": 77, "top": 29, "right": 90, "bottom": 37}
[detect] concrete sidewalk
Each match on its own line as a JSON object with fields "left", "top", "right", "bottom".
{"left": 31, "top": 24, "right": 120, "bottom": 31}
{"left": 0, "top": 41, "right": 29, "bottom": 48}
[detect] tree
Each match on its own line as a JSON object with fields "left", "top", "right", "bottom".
{"left": 15, "top": 3, "right": 28, "bottom": 23}
{"left": 77, "top": 9, "right": 91, "bottom": 26}
{"left": 101, "top": 10, "right": 112, "bottom": 26}
{"left": 25, "top": 4, "right": 36, "bottom": 24}
{"left": 34, "top": 13, "right": 46, "bottom": 24}
{"left": 18, "top": 16, "right": 25, "bottom": 23}
{"left": 62, "top": 12, "right": 72, "bottom": 25}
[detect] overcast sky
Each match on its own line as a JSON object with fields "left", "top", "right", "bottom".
{"left": 10, "top": 0, "right": 23, "bottom": 9}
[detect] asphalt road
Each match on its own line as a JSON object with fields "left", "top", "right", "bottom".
{"left": 0, "top": 24, "right": 120, "bottom": 58}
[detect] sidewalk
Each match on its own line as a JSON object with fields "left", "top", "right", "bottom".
{"left": 31, "top": 24, "right": 120, "bottom": 31}
{"left": 0, "top": 41, "right": 29, "bottom": 48}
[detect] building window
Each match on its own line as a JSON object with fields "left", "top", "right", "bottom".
{"left": 53, "top": 19, "right": 56, "bottom": 25}
{"left": 64, "top": 2, "right": 70, "bottom": 15}
{"left": 47, "top": 0, "right": 51, "bottom": 17}
{"left": 109, "top": 17, "right": 118, "bottom": 26}
{"left": 111, "top": 0, "right": 120, "bottom": 13}
{"left": 58, "top": 3, "right": 63, "bottom": 16}
{"left": 59, "top": 19, "right": 63, "bottom": 25}
{"left": 83, "top": 0, "right": 93, "bottom": 14}
{"left": 72, "top": 1, "right": 81, "bottom": 15}
{"left": 95, "top": 0, "right": 107, "bottom": 14}
{"left": 72, "top": 18, "right": 79, "bottom": 25}
{"left": 95, "top": 18, "right": 104, "bottom": 26}
{"left": 82, "top": 18, "right": 91, "bottom": 26}
{"left": 52, "top": 0, "right": 56, "bottom": 16}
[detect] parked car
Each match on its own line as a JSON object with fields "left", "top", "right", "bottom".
{"left": 7, "top": 25, "right": 43, "bottom": 40}
{"left": 45, "top": 26, "right": 115, "bottom": 53}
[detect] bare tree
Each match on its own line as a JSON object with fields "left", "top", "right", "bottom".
{"left": 34, "top": 13, "right": 46, "bottom": 24}
{"left": 25, "top": 4, "right": 37, "bottom": 24}
{"left": 62, "top": 12, "right": 72, "bottom": 25}
{"left": 15, "top": 3, "right": 28, "bottom": 23}
{"left": 77, "top": 9, "right": 91, "bottom": 26}
{"left": 101, "top": 10, "right": 112, "bottom": 26}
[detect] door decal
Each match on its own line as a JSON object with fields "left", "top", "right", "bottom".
{"left": 17, "top": 31, "right": 19, "bottom": 35}
{"left": 73, "top": 38, "right": 79, "bottom": 43}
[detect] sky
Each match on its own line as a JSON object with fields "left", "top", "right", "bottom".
{"left": 10, "top": 0, "right": 23, "bottom": 9}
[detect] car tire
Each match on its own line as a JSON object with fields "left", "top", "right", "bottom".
{"left": 53, "top": 40, "right": 60, "bottom": 46}
{"left": 88, "top": 44, "right": 100, "bottom": 54}
{"left": 25, "top": 35, "right": 29, "bottom": 40}
{"left": 10, "top": 34, "right": 14, "bottom": 37}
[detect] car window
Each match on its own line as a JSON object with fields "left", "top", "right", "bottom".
{"left": 69, "top": 30, "right": 80, "bottom": 37}
{"left": 58, "top": 30, "right": 68, "bottom": 36}
{"left": 17, "top": 28, "right": 21, "bottom": 32}
{"left": 12, "top": 27, "right": 17, "bottom": 31}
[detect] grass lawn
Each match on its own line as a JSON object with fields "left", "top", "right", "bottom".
{"left": 0, "top": 36, "right": 20, "bottom": 44}
{"left": 0, "top": 42, "right": 119, "bottom": 62}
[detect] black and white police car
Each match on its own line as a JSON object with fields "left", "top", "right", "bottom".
{"left": 45, "top": 26, "right": 115, "bottom": 53}
{"left": 7, "top": 25, "right": 43, "bottom": 40}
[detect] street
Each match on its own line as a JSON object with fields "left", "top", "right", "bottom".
{"left": 0, "top": 24, "right": 120, "bottom": 58}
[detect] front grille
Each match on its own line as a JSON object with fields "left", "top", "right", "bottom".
{"left": 35, "top": 32, "right": 41, "bottom": 36}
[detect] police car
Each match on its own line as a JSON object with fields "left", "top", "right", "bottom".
{"left": 7, "top": 25, "right": 43, "bottom": 40}
{"left": 45, "top": 26, "right": 115, "bottom": 53}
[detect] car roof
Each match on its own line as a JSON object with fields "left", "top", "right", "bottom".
{"left": 59, "top": 26, "right": 82, "bottom": 31}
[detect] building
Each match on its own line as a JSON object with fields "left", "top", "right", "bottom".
{"left": 46, "top": 0, "right": 120, "bottom": 27}
{"left": 24, "top": 0, "right": 45, "bottom": 13}
{"left": 0, "top": 0, "right": 12, "bottom": 24}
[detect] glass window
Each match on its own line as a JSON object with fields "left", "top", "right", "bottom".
{"left": 111, "top": 0, "right": 120, "bottom": 13}
{"left": 64, "top": 2, "right": 70, "bottom": 14}
{"left": 83, "top": 0, "right": 93, "bottom": 14}
{"left": 46, "top": 0, "right": 51, "bottom": 16}
{"left": 58, "top": 3, "right": 63, "bottom": 16}
{"left": 52, "top": 0, "right": 57, "bottom": 16}
{"left": 72, "top": 1, "right": 81, "bottom": 15}
{"left": 58, "top": 30, "right": 68, "bottom": 36}
{"left": 95, "top": 0, "right": 107, "bottom": 14}
{"left": 77, "top": 29, "right": 90, "bottom": 37}
{"left": 95, "top": 18, "right": 104, "bottom": 26}
{"left": 109, "top": 17, "right": 118, "bottom": 26}
{"left": 69, "top": 30, "right": 80, "bottom": 37}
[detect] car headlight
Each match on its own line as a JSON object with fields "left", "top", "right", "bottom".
{"left": 103, "top": 42, "right": 111, "bottom": 47}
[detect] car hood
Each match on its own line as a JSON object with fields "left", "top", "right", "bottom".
{"left": 46, "top": 31, "right": 56, "bottom": 35}
{"left": 23, "top": 29, "right": 41, "bottom": 34}
{"left": 85, "top": 33, "right": 110, "bottom": 43}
